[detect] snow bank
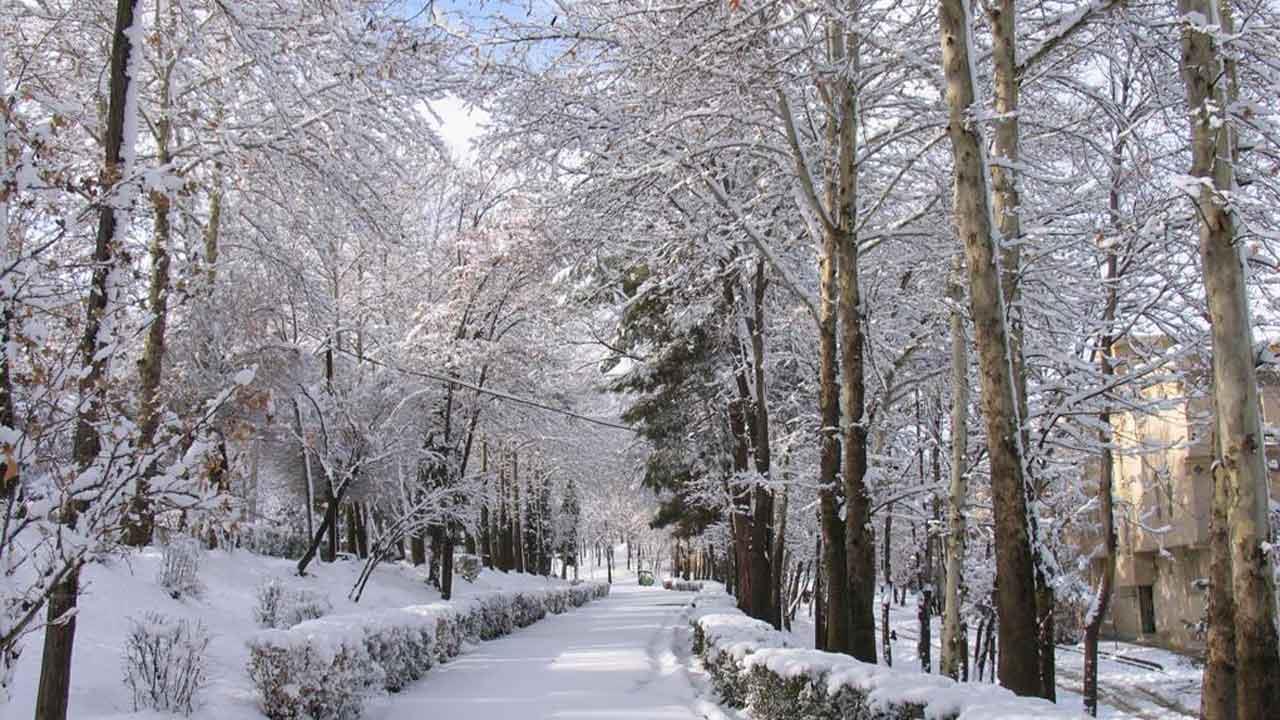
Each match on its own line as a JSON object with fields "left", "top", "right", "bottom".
{"left": 247, "top": 581, "right": 611, "bottom": 720}
{"left": 689, "top": 588, "right": 1083, "bottom": 720}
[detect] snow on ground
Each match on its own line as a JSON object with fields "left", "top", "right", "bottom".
{"left": 364, "top": 582, "right": 732, "bottom": 720}
{"left": 7, "top": 546, "right": 588, "bottom": 719}
{"left": 786, "top": 595, "right": 1201, "bottom": 720}
{"left": 12, "top": 544, "right": 1191, "bottom": 720}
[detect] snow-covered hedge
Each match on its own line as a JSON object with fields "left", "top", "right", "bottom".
{"left": 664, "top": 579, "right": 705, "bottom": 592}
{"left": 247, "top": 580, "right": 610, "bottom": 720}
{"left": 254, "top": 578, "right": 333, "bottom": 629}
{"left": 690, "top": 589, "right": 1083, "bottom": 720}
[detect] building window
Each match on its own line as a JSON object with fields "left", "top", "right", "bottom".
{"left": 1139, "top": 585, "right": 1157, "bottom": 635}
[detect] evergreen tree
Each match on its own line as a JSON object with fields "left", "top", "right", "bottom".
{"left": 558, "top": 479, "right": 581, "bottom": 578}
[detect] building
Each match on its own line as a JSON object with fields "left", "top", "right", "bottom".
{"left": 1089, "top": 355, "right": 1280, "bottom": 653}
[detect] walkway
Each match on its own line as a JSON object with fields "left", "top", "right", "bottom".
{"left": 367, "top": 583, "right": 723, "bottom": 720}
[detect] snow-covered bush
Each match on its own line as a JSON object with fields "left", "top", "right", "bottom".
{"left": 455, "top": 553, "right": 482, "bottom": 582}
{"left": 747, "top": 661, "right": 839, "bottom": 720}
{"left": 432, "top": 610, "right": 464, "bottom": 662}
{"left": 361, "top": 611, "right": 438, "bottom": 691}
{"left": 689, "top": 587, "right": 1084, "bottom": 720}
{"left": 247, "top": 582, "right": 610, "bottom": 718}
{"left": 243, "top": 523, "right": 311, "bottom": 560}
{"left": 512, "top": 591, "right": 548, "bottom": 627}
{"left": 122, "top": 613, "right": 211, "bottom": 715}
{"left": 467, "top": 593, "right": 512, "bottom": 640}
{"left": 545, "top": 589, "right": 569, "bottom": 614}
{"left": 692, "top": 612, "right": 790, "bottom": 707}
{"left": 671, "top": 580, "right": 703, "bottom": 592}
{"left": 248, "top": 627, "right": 375, "bottom": 720}
{"left": 254, "top": 578, "right": 333, "bottom": 629}
{"left": 157, "top": 539, "right": 205, "bottom": 599}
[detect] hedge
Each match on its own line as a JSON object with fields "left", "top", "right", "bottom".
{"left": 248, "top": 581, "right": 610, "bottom": 720}
{"left": 689, "top": 586, "right": 1083, "bottom": 720}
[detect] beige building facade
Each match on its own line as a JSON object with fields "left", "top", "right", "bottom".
{"left": 1090, "top": 368, "right": 1280, "bottom": 652}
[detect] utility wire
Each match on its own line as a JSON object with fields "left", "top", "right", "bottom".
{"left": 333, "top": 347, "right": 636, "bottom": 432}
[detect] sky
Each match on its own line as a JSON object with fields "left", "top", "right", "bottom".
{"left": 430, "top": 95, "right": 490, "bottom": 159}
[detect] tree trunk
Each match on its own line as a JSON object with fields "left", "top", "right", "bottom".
{"left": 987, "top": 0, "right": 1055, "bottom": 697}
{"left": 478, "top": 439, "right": 490, "bottom": 567}
{"left": 937, "top": 0, "right": 1042, "bottom": 695}
{"left": 294, "top": 400, "right": 315, "bottom": 542}
{"left": 125, "top": 0, "right": 178, "bottom": 548}
{"left": 941, "top": 256, "right": 969, "bottom": 679}
{"left": 512, "top": 451, "right": 525, "bottom": 573}
{"left": 38, "top": 5, "right": 140, "bottom": 717}
{"left": 298, "top": 489, "right": 346, "bottom": 576}
{"left": 440, "top": 529, "right": 455, "bottom": 600}
{"left": 816, "top": 34, "right": 848, "bottom": 652}
{"left": 829, "top": 28, "right": 877, "bottom": 663}
{"left": 814, "top": 533, "right": 828, "bottom": 650}
{"left": 410, "top": 533, "right": 427, "bottom": 566}
{"left": 1178, "top": 1, "right": 1280, "bottom": 715}
{"left": 747, "top": 260, "right": 775, "bottom": 625}
{"left": 918, "top": 584, "right": 933, "bottom": 673}
{"left": 1083, "top": 136, "right": 1126, "bottom": 716}
{"left": 1202, "top": 424, "right": 1238, "bottom": 720}
{"left": 323, "top": 484, "right": 339, "bottom": 562}
{"left": 770, "top": 482, "right": 789, "bottom": 630}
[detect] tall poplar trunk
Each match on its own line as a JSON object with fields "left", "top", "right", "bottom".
{"left": 512, "top": 451, "right": 525, "bottom": 573}
{"left": 829, "top": 24, "right": 877, "bottom": 663}
{"left": 770, "top": 480, "right": 789, "bottom": 630}
{"left": 37, "top": 3, "right": 139, "bottom": 718}
{"left": 937, "top": 0, "right": 1042, "bottom": 695}
{"left": 1083, "top": 229, "right": 1119, "bottom": 717}
{"left": 941, "top": 256, "right": 969, "bottom": 679}
{"left": 480, "top": 440, "right": 492, "bottom": 568}
{"left": 1179, "top": 1, "right": 1280, "bottom": 715}
{"left": 294, "top": 400, "right": 315, "bottom": 542}
{"left": 881, "top": 507, "right": 893, "bottom": 666}
{"left": 987, "top": 0, "right": 1055, "bottom": 699}
{"left": 1202, "top": 419, "right": 1238, "bottom": 720}
{"left": 747, "top": 260, "right": 775, "bottom": 625}
{"left": 818, "top": 211, "right": 848, "bottom": 653}
{"left": 126, "top": 9, "right": 176, "bottom": 546}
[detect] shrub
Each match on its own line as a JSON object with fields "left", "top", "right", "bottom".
{"left": 689, "top": 587, "right": 1083, "bottom": 720}
{"left": 512, "top": 592, "right": 548, "bottom": 627}
{"left": 455, "top": 553, "right": 482, "bottom": 582}
{"left": 254, "top": 578, "right": 333, "bottom": 629}
{"left": 247, "top": 629, "right": 374, "bottom": 720}
{"left": 247, "top": 581, "right": 610, "bottom": 719}
{"left": 122, "top": 613, "right": 210, "bottom": 715}
{"left": 157, "top": 539, "right": 204, "bottom": 599}
{"left": 242, "top": 523, "right": 311, "bottom": 559}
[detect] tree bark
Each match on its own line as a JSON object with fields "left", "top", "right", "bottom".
{"left": 512, "top": 450, "right": 525, "bottom": 573}
{"left": 770, "top": 480, "right": 789, "bottom": 630}
{"left": 1084, "top": 132, "right": 1126, "bottom": 717}
{"left": 747, "top": 260, "right": 775, "bottom": 625}
{"left": 817, "top": 226, "right": 848, "bottom": 652}
{"left": 37, "top": 3, "right": 139, "bottom": 718}
{"left": 1202, "top": 420, "right": 1238, "bottom": 720}
{"left": 1178, "top": 1, "right": 1280, "bottom": 715}
{"left": 937, "top": 0, "right": 1042, "bottom": 695}
{"left": 828, "top": 25, "right": 878, "bottom": 663}
{"left": 941, "top": 256, "right": 969, "bottom": 679}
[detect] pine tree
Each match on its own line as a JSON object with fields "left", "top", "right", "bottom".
{"left": 559, "top": 479, "right": 581, "bottom": 578}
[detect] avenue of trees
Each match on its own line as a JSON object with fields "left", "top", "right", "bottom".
{"left": 4, "top": 0, "right": 1280, "bottom": 718}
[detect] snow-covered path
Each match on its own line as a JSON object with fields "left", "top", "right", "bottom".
{"left": 367, "top": 583, "right": 720, "bottom": 720}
